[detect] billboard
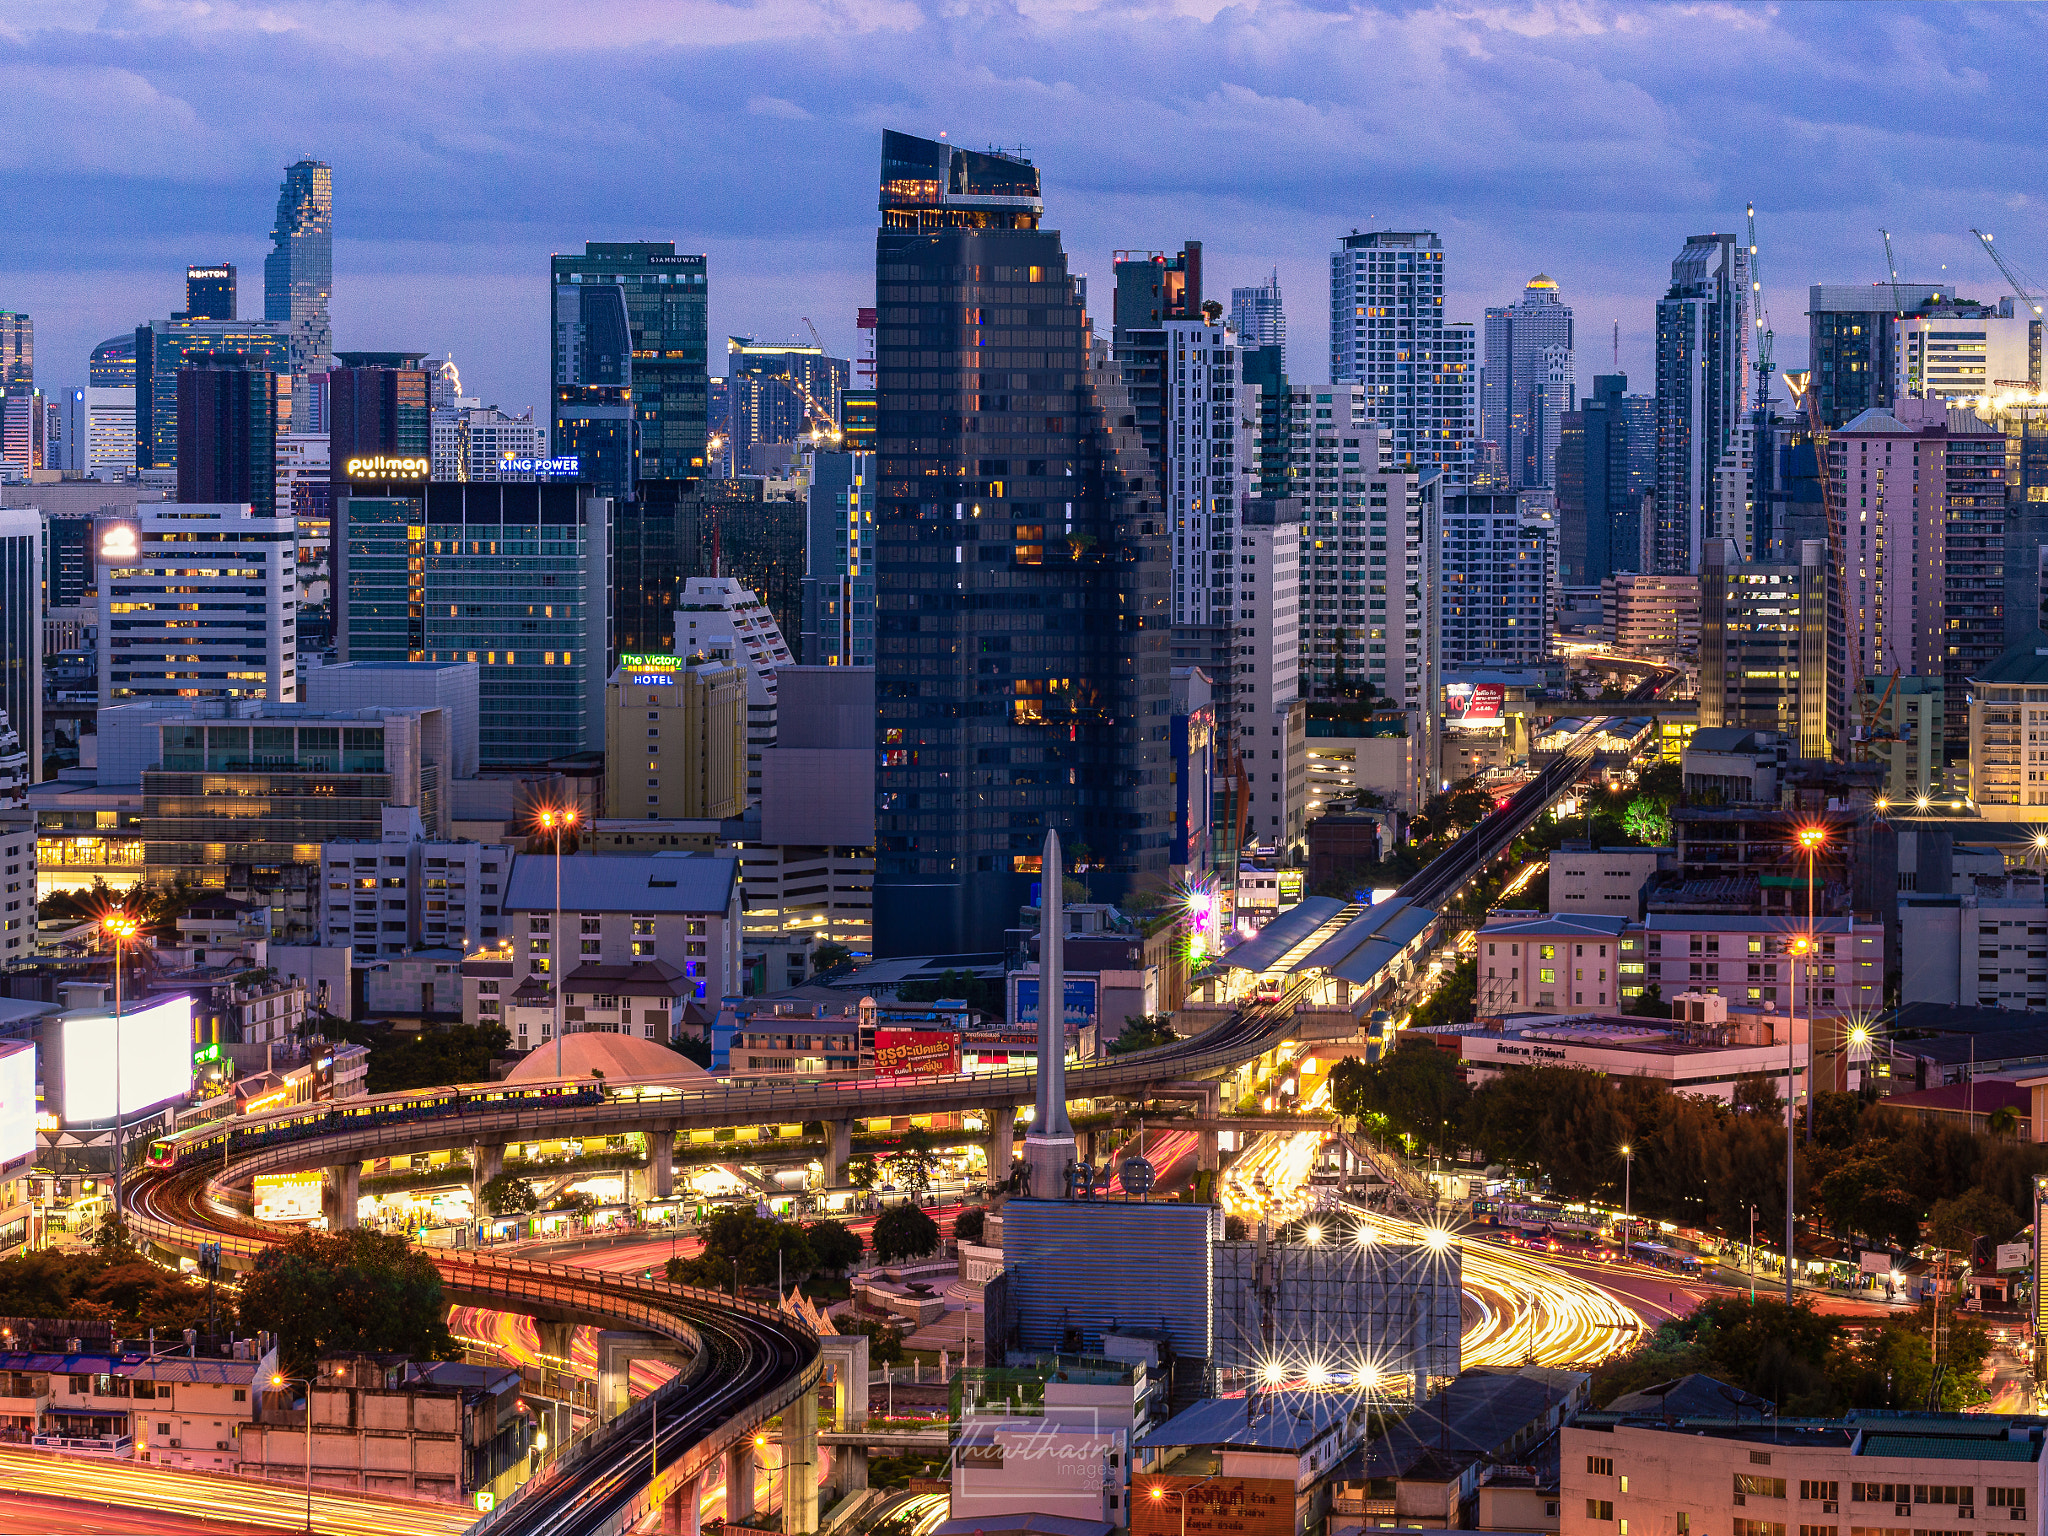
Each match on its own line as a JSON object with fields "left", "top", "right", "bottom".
{"left": 254, "top": 1170, "right": 325, "bottom": 1223}
{"left": 1461, "top": 682, "right": 1506, "bottom": 721}
{"left": 0, "top": 1043, "right": 33, "bottom": 1172}
{"left": 1997, "top": 1241, "right": 2033, "bottom": 1273}
{"left": 873, "top": 1029, "right": 959, "bottom": 1078}
{"left": 57, "top": 996, "right": 194, "bottom": 1123}
{"left": 1131, "top": 1477, "right": 1294, "bottom": 1536}
{"left": 1012, "top": 977, "right": 1097, "bottom": 1030}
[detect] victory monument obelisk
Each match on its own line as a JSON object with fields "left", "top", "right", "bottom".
{"left": 1023, "top": 828, "right": 1077, "bottom": 1199}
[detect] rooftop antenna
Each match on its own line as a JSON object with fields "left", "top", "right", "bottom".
{"left": 1612, "top": 321, "right": 1619, "bottom": 371}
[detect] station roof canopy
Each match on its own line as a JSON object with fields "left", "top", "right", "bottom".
{"left": 1299, "top": 898, "right": 1437, "bottom": 984}
{"left": 1220, "top": 897, "right": 1347, "bottom": 974}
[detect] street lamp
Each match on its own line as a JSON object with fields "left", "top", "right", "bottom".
{"left": 1748, "top": 1202, "right": 1759, "bottom": 1305}
{"left": 270, "top": 1372, "right": 315, "bottom": 1534}
{"left": 1148, "top": 1473, "right": 1221, "bottom": 1536}
{"left": 1796, "top": 826, "right": 1829, "bottom": 1142}
{"left": 1785, "top": 933, "right": 1814, "bottom": 1307}
{"left": 103, "top": 911, "right": 141, "bottom": 1221}
{"left": 1619, "top": 1144, "right": 1633, "bottom": 1263}
{"left": 537, "top": 806, "right": 579, "bottom": 1079}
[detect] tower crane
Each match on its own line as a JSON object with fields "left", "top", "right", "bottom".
{"left": 1881, "top": 229, "right": 1918, "bottom": 398}
{"left": 1745, "top": 203, "right": 1774, "bottom": 559}
{"left": 1972, "top": 229, "right": 2046, "bottom": 319}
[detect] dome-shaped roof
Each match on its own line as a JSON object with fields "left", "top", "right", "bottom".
{"left": 503, "top": 1031, "right": 709, "bottom": 1087}
{"left": 1526, "top": 274, "right": 1558, "bottom": 290}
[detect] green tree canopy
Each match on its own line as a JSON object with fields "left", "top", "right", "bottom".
{"left": 872, "top": 1204, "right": 940, "bottom": 1263}
{"left": 479, "top": 1172, "right": 538, "bottom": 1218}
{"left": 885, "top": 1129, "right": 939, "bottom": 1196}
{"left": 670, "top": 1209, "right": 817, "bottom": 1289}
{"left": 1330, "top": 1041, "right": 1471, "bottom": 1156}
{"left": 1107, "top": 1014, "right": 1177, "bottom": 1055}
{"left": 803, "top": 1219, "right": 865, "bottom": 1274}
{"left": 239, "top": 1230, "right": 457, "bottom": 1376}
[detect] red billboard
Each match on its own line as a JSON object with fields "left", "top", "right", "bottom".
{"left": 1461, "top": 682, "right": 1506, "bottom": 720}
{"left": 873, "top": 1029, "right": 959, "bottom": 1078}
{"left": 1132, "top": 1478, "right": 1294, "bottom": 1536}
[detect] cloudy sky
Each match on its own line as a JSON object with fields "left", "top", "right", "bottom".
{"left": 5, "top": 0, "right": 2045, "bottom": 415}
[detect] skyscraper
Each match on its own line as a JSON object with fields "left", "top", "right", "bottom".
{"left": 1230, "top": 271, "right": 1286, "bottom": 350}
{"left": 1807, "top": 282, "right": 1941, "bottom": 430}
{"left": 176, "top": 357, "right": 280, "bottom": 513}
{"left": 1480, "top": 276, "right": 1575, "bottom": 491}
{"left": 1329, "top": 230, "right": 1475, "bottom": 482}
{"left": 264, "top": 160, "right": 332, "bottom": 375}
{"left": 0, "top": 510, "right": 42, "bottom": 787}
{"left": 871, "top": 129, "right": 1169, "bottom": 954}
{"left": 1558, "top": 373, "right": 1643, "bottom": 586}
{"left": 88, "top": 335, "right": 134, "bottom": 389}
{"left": 328, "top": 352, "right": 430, "bottom": 471}
{"left": 182, "top": 265, "right": 236, "bottom": 321}
{"left": 134, "top": 317, "right": 293, "bottom": 471}
{"left": 0, "top": 312, "right": 29, "bottom": 386}
{"left": 1700, "top": 536, "right": 1827, "bottom": 758}
{"left": 726, "top": 337, "right": 849, "bottom": 473}
{"left": 550, "top": 242, "right": 708, "bottom": 483}
{"left": 1441, "top": 491, "right": 1556, "bottom": 669}
{"left": 1654, "top": 233, "right": 1748, "bottom": 574}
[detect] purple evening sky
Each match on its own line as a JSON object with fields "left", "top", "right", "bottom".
{"left": 3, "top": 0, "right": 2044, "bottom": 415}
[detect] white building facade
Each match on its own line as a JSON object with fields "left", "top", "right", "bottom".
{"left": 1481, "top": 275, "right": 1576, "bottom": 492}
{"left": 100, "top": 504, "right": 297, "bottom": 705}
{"left": 1329, "top": 229, "right": 1475, "bottom": 484}
{"left": 1164, "top": 320, "right": 1259, "bottom": 629}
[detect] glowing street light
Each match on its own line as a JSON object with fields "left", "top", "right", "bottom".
{"left": 537, "top": 806, "right": 580, "bottom": 1079}
{"left": 104, "top": 910, "right": 142, "bottom": 1217}
{"left": 270, "top": 1373, "right": 315, "bottom": 1534}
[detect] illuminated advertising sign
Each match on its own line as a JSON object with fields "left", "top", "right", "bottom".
{"left": 873, "top": 1029, "right": 959, "bottom": 1078}
{"left": 619, "top": 653, "right": 683, "bottom": 686}
{"left": 498, "top": 455, "right": 581, "bottom": 476}
{"left": 0, "top": 1043, "right": 33, "bottom": 1172}
{"left": 58, "top": 996, "right": 194, "bottom": 1122}
{"left": 343, "top": 454, "right": 430, "bottom": 479}
{"left": 1132, "top": 1478, "right": 1294, "bottom": 1536}
{"left": 96, "top": 519, "right": 139, "bottom": 564}
{"left": 254, "top": 1170, "right": 325, "bottom": 1223}
{"left": 1462, "top": 682, "right": 1506, "bottom": 721}
{"left": 1012, "top": 977, "right": 1097, "bottom": 1030}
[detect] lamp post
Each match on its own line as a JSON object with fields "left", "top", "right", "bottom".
{"left": 1748, "top": 1202, "right": 1758, "bottom": 1304}
{"left": 1619, "top": 1143, "right": 1633, "bottom": 1263}
{"left": 1148, "top": 1472, "right": 1221, "bottom": 1536}
{"left": 104, "top": 911, "right": 141, "bottom": 1221}
{"left": 1796, "top": 826, "right": 1829, "bottom": 1142}
{"left": 270, "top": 1372, "right": 315, "bottom": 1534}
{"left": 537, "top": 806, "right": 579, "bottom": 1079}
{"left": 1786, "top": 933, "right": 1813, "bottom": 1307}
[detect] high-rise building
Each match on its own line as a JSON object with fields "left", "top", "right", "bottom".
{"left": 1603, "top": 571, "right": 1699, "bottom": 663}
{"left": 1481, "top": 276, "right": 1575, "bottom": 491}
{"left": 611, "top": 478, "right": 806, "bottom": 659}
{"left": 550, "top": 241, "right": 708, "bottom": 482}
{"left": 1807, "top": 282, "right": 1942, "bottom": 430}
{"left": 604, "top": 651, "right": 746, "bottom": 820}
{"left": 0, "top": 510, "right": 42, "bottom": 787}
{"left": 1238, "top": 499, "right": 1306, "bottom": 854}
{"left": 89, "top": 335, "right": 134, "bottom": 389}
{"left": 802, "top": 450, "right": 876, "bottom": 668}
{"left": 275, "top": 430, "right": 331, "bottom": 649}
{"left": 1230, "top": 271, "right": 1286, "bottom": 350}
{"left": 428, "top": 402, "right": 547, "bottom": 482}
{"left": 1441, "top": 491, "right": 1556, "bottom": 670}
{"left": 176, "top": 357, "right": 280, "bottom": 513}
{"left": 99, "top": 505, "right": 297, "bottom": 705}
{"left": 336, "top": 474, "right": 608, "bottom": 766}
{"left": 1110, "top": 244, "right": 1204, "bottom": 523}
{"left": 54, "top": 387, "right": 86, "bottom": 478}
{"left": 1891, "top": 295, "right": 2040, "bottom": 404}
{"left": 1558, "top": 374, "right": 1649, "bottom": 584}
{"left": 0, "top": 312, "right": 29, "bottom": 386}
{"left": 328, "top": 352, "right": 430, "bottom": 469}
{"left": 726, "top": 337, "right": 848, "bottom": 473}
{"left": 134, "top": 318, "right": 293, "bottom": 472}
{"left": 264, "top": 159, "right": 333, "bottom": 376}
{"left": 1699, "top": 536, "right": 1827, "bottom": 758}
{"left": 673, "top": 574, "right": 795, "bottom": 806}
{"left": 182, "top": 265, "right": 236, "bottom": 321}
{"left": 1654, "top": 233, "right": 1748, "bottom": 573}
{"left": 1329, "top": 230, "right": 1475, "bottom": 482}
{"left": 0, "top": 388, "right": 43, "bottom": 476}
{"left": 1828, "top": 399, "right": 2004, "bottom": 764}
{"left": 871, "top": 130, "right": 1169, "bottom": 953}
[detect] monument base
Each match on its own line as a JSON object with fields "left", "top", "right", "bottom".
{"left": 1022, "top": 1132, "right": 1077, "bottom": 1201}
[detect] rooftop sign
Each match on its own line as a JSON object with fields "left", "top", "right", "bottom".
{"left": 344, "top": 454, "right": 429, "bottom": 479}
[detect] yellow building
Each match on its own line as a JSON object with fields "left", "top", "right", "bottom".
{"left": 604, "top": 652, "right": 746, "bottom": 821}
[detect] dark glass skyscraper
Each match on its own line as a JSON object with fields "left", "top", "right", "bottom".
{"left": 177, "top": 356, "right": 279, "bottom": 513}
{"left": 329, "top": 352, "right": 431, "bottom": 470}
{"left": 550, "top": 242, "right": 708, "bottom": 482}
{"left": 183, "top": 264, "right": 236, "bottom": 321}
{"left": 265, "top": 160, "right": 332, "bottom": 373}
{"left": 871, "top": 130, "right": 1170, "bottom": 955}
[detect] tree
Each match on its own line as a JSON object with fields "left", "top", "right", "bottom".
{"left": 1107, "top": 1014, "right": 1177, "bottom": 1055}
{"left": 1622, "top": 796, "right": 1671, "bottom": 846}
{"left": 1330, "top": 1040, "right": 1470, "bottom": 1156}
{"left": 872, "top": 1204, "right": 940, "bottom": 1263}
{"left": 479, "top": 1172, "right": 538, "bottom": 1218}
{"left": 1986, "top": 1104, "right": 2021, "bottom": 1140}
{"left": 1408, "top": 956, "right": 1476, "bottom": 1032}
{"left": 1925, "top": 1188, "right": 2018, "bottom": 1256}
{"left": 0, "top": 1249, "right": 211, "bottom": 1336}
{"left": 885, "top": 1129, "right": 939, "bottom": 1197}
{"left": 812, "top": 942, "right": 854, "bottom": 976}
{"left": 239, "top": 1230, "right": 457, "bottom": 1376}
{"left": 671, "top": 1033, "right": 713, "bottom": 1069}
{"left": 803, "top": 1219, "right": 865, "bottom": 1274}
{"left": 673, "top": 1208, "right": 817, "bottom": 1289}
{"left": 848, "top": 1154, "right": 878, "bottom": 1193}
{"left": 842, "top": 1316, "right": 906, "bottom": 1364}
{"left": 1622, "top": 982, "right": 1666, "bottom": 1019}
{"left": 953, "top": 1207, "right": 987, "bottom": 1245}
{"left": 1813, "top": 1147, "right": 1921, "bottom": 1251}
{"left": 1730, "top": 1072, "right": 1782, "bottom": 1119}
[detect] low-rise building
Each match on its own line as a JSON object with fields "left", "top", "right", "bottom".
{"left": 1679, "top": 725, "right": 1782, "bottom": 805}
{"left": 362, "top": 949, "right": 465, "bottom": 1018}
{"left": 321, "top": 807, "right": 514, "bottom": 957}
{"left": 1563, "top": 1396, "right": 2045, "bottom": 1536}
{"left": 1137, "top": 1392, "right": 1369, "bottom": 1536}
{"left": 0, "top": 1341, "right": 276, "bottom": 1466}
{"left": 238, "top": 1355, "right": 529, "bottom": 1507}
{"left": 952, "top": 1352, "right": 1165, "bottom": 1530}
{"left": 1440, "top": 1011, "right": 1808, "bottom": 1105}
{"left": 1546, "top": 844, "right": 1673, "bottom": 920}
{"left": 1475, "top": 913, "right": 1631, "bottom": 1015}
{"left": 1643, "top": 914, "right": 1882, "bottom": 1013}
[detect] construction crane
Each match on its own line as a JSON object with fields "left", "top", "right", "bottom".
{"left": 1881, "top": 229, "right": 1919, "bottom": 398}
{"left": 1971, "top": 228, "right": 2045, "bottom": 318}
{"left": 1880, "top": 228, "right": 1904, "bottom": 315}
{"left": 1747, "top": 203, "right": 1774, "bottom": 413}
{"left": 801, "top": 316, "right": 827, "bottom": 351}
{"left": 1744, "top": 204, "right": 1773, "bottom": 560}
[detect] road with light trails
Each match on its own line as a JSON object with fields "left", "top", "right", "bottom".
{"left": 0, "top": 1443, "right": 474, "bottom": 1536}
{"left": 0, "top": 1488, "right": 296, "bottom": 1536}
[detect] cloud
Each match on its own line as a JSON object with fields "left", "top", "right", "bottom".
{"left": 5, "top": 0, "right": 2048, "bottom": 410}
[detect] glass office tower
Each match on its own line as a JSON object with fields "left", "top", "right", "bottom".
{"left": 265, "top": 160, "right": 333, "bottom": 374}
{"left": 871, "top": 129, "right": 1170, "bottom": 955}
{"left": 338, "top": 477, "right": 609, "bottom": 767}
{"left": 550, "top": 242, "right": 708, "bottom": 482}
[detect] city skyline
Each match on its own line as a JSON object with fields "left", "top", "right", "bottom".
{"left": 4, "top": 3, "right": 2047, "bottom": 418}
